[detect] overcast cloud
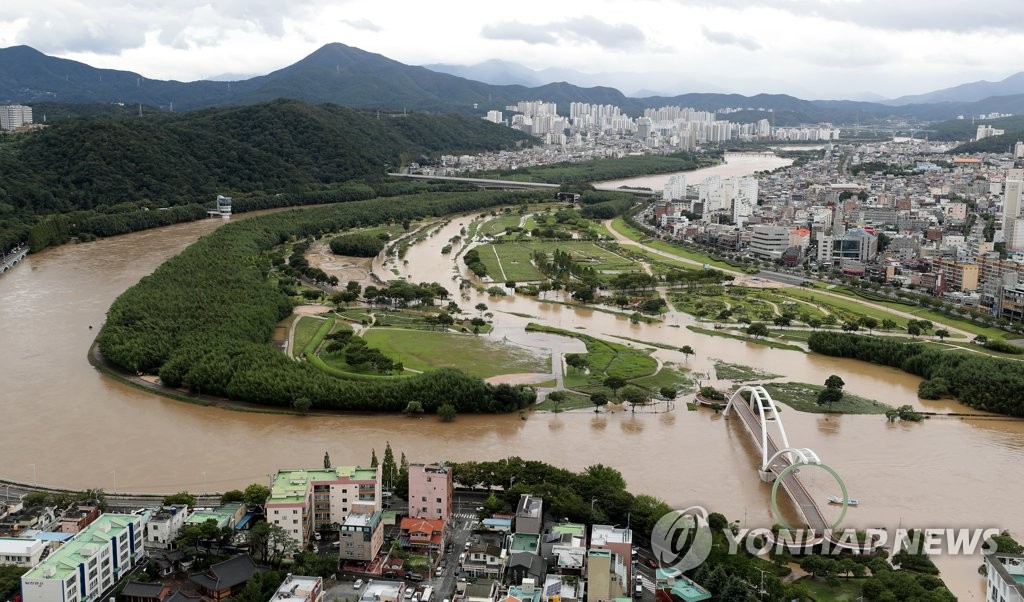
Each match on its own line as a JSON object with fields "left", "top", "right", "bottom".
{"left": 1, "top": 0, "right": 1022, "bottom": 98}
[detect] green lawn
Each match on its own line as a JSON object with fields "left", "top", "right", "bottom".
{"left": 714, "top": 361, "right": 781, "bottom": 382}
{"left": 479, "top": 214, "right": 524, "bottom": 237}
{"left": 527, "top": 323, "right": 658, "bottom": 390}
{"left": 686, "top": 325, "right": 805, "bottom": 352}
{"left": 361, "top": 328, "right": 550, "bottom": 378}
{"left": 478, "top": 240, "right": 642, "bottom": 283}
{"left": 777, "top": 287, "right": 911, "bottom": 328}
{"left": 793, "top": 576, "right": 865, "bottom": 601}
{"left": 533, "top": 391, "right": 595, "bottom": 412}
{"left": 631, "top": 363, "right": 695, "bottom": 394}
{"left": 293, "top": 316, "right": 329, "bottom": 354}
{"left": 762, "top": 382, "right": 894, "bottom": 415}
{"left": 610, "top": 218, "right": 737, "bottom": 271}
{"left": 476, "top": 243, "right": 547, "bottom": 281}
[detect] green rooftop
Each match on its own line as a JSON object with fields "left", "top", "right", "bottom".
{"left": 269, "top": 466, "right": 378, "bottom": 505}
{"left": 510, "top": 533, "right": 539, "bottom": 553}
{"left": 551, "top": 522, "right": 586, "bottom": 538}
{"left": 23, "top": 514, "right": 139, "bottom": 582}
{"left": 185, "top": 511, "right": 230, "bottom": 528}
{"left": 669, "top": 581, "right": 712, "bottom": 602}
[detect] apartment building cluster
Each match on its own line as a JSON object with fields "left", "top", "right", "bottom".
{"left": 490, "top": 100, "right": 839, "bottom": 151}
{"left": 0, "top": 104, "right": 32, "bottom": 131}
{"left": 645, "top": 137, "right": 1024, "bottom": 322}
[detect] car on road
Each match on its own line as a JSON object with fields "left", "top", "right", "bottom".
{"left": 404, "top": 589, "right": 415, "bottom": 600}
{"left": 354, "top": 579, "right": 364, "bottom": 589}
{"left": 634, "top": 584, "right": 643, "bottom": 598}
{"left": 644, "top": 559, "right": 658, "bottom": 569}
{"left": 435, "top": 567, "right": 443, "bottom": 577}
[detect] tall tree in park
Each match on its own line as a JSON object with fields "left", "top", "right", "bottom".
{"left": 381, "top": 443, "right": 398, "bottom": 490}
{"left": 680, "top": 345, "right": 694, "bottom": 361}
{"left": 244, "top": 483, "right": 271, "bottom": 507}
{"left": 370, "top": 448, "right": 379, "bottom": 468}
{"left": 746, "top": 323, "right": 770, "bottom": 339}
{"left": 591, "top": 393, "right": 609, "bottom": 413}
{"left": 603, "top": 376, "right": 627, "bottom": 398}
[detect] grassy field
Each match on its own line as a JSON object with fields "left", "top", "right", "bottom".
{"left": 777, "top": 287, "right": 911, "bottom": 328}
{"left": 792, "top": 576, "right": 865, "bottom": 601}
{"left": 479, "top": 214, "right": 524, "bottom": 237}
{"left": 714, "top": 361, "right": 781, "bottom": 382}
{"left": 475, "top": 243, "right": 547, "bottom": 281}
{"left": 763, "top": 381, "right": 894, "bottom": 415}
{"left": 361, "top": 328, "right": 550, "bottom": 378}
{"left": 631, "top": 363, "right": 695, "bottom": 393}
{"left": 293, "top": 316, "right": 328, "bottom": 354}
{"left": 533, "top": 391, "right": 595, "bottom": 412}
{"left": 686, "top": 325, "right": 805, "bottom": 352}
{"left": 477, "top": 240, "right": 641, "bottom": 283}
{"left": 610, "top": 218, "right": 737, "bottom": 271}
{"left": 527, "top": 323, "right": 658, "bottom": 386}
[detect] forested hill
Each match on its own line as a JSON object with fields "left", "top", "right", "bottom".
{"left": 0, "top": 99, "right": 532, "bottom": 251}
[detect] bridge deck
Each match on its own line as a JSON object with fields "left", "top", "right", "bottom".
{"left": 730, "top": 398, "right": 829, "bottom": 532}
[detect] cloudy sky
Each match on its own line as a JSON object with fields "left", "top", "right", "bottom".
{"left": 2, "top": 0, "right": 1023, "bottom": 99}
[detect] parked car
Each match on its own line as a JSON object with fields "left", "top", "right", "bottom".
{"left": 407, "top": 572, "right": 425, "bottom": 582}
{"left": 404, "top": 589, "right": 415, "bottom": 600}
{"left": 354, "top": 579, "right": 364, "bottom": 589}
{"left": 435, "top": 567, "right": 444, "bottom": 577}
{"left": 634, "top": 584, "right": 643, "bottom": 598}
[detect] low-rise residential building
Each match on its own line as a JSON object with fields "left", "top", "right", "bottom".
{"left": 0, "top": 536, "right": 45, "bottom": 567}
{"left": 266, "top": 466, "right": 382, "bottom": 549}
{"left": 399, "top": 517, "right": 445, "bottom": 552}
{"left": 590, "top": 524, "right": 632, "bottom": 582}
{"left": 408, "top": 463, "right": 453, "bottom": 521}
{"left": 586, "top": 548, "right": 626, "bottom": 602}
{"left": 145, "top": 505, "right": 190, "bottom": 550}
{"left": 655, "top": 568, "right": 712, "bottom": 602}
{"left": 188, "top": 554, "right": 258, "bottom": 601}
{"left": 985, "top": 552, "right": 1024, "bottom": 601}
{"left": 464, "top": 543, "right": 507, "bottom": 578}
{"left": 933, "top": 259, "right": 980, "bottom": 292}
{"left": 20, "top": 513, "right": 145, "bottom": 602}
{"left": 514, "top": 495, "right": 543, "bottom": 535}
{"left": 337, "top": 511, "right": 384, "bottom": 561}
{"left": 269, "top": 574, "right": 325, "bottom": 602}
{"left": 59, "top": 501, "right": 102, "bottom": 534}
{"left": 120, "top": 581, "right": 172, "bottom": 601}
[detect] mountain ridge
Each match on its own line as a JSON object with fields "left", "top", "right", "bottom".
{"left": 4, "top": 42, "right": 1024, "bottom": 122}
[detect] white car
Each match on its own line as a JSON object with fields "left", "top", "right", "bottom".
{"left": 354, "top": 579, "right": 364, "bottom": 589}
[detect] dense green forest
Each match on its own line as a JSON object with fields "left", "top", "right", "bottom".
{"left": 97, "top": 190, "right": 546, "bottom": 412}
{"left": 808, "top": 332, "right": 1024, "bottom": 416}
{"left": 0, "top": 99, "right": 532, "bottom": 252}
{"left": 467, "top": 151, "right": 719, "bottom": 185}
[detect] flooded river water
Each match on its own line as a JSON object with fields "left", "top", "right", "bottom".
{"left": 0, "top": 157, "right": 1012, "bottom": 598}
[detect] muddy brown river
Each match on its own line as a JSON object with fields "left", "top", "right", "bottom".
{"left": 0, "top": 160, "right": 1012, "bottom": 598}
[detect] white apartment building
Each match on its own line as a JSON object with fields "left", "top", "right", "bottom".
{"left": 663, "top": 175, "right": 687, "bottom": 201}
{"left": 985, "top": 553, "right": 1024, "bottom": 601}
{"left": 0, "top": 105, "right": 32, "bottom": 131}
{"left": 144, "top": 505, "right": 190, "bottom": 550}
{"left": 266, "top": 466, "right": 382, "bottom": 549}
{"left": 0, "top": 537, "right": 46, "bottom": 567}
{"left": 20, "top": 514, "right": 145, "bottom": 602}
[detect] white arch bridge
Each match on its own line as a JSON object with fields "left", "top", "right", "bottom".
{"left": 723, "top": 385, "right": 862, "bottom": 546}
